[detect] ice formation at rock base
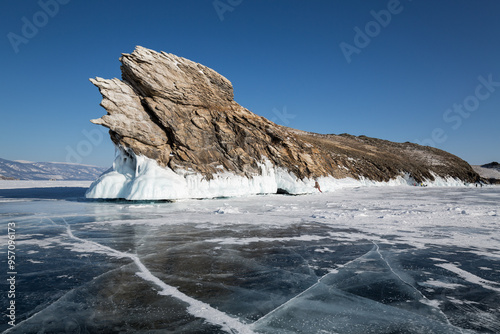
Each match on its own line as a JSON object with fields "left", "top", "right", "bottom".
{"left": 86, "top": 46, "right": 481, "bottom": 200}
{"left": 86, "top": 147, "right": 471, "bottom": 200}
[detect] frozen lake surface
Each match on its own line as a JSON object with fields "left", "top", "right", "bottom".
{"left": 1, "top": 182, "right": 499, "bottom": 333}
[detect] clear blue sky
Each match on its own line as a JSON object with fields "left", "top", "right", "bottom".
{"left": 1, "top": 0, "right": 499, "bottom": 167}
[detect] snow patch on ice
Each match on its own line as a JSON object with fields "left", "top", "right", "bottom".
{"left": 206, "top": 235, "right": 329, "bottom": 245}
{"left": 314, "top": 247, "right": 335, "bottom": 253}
{"left": 420, "top": 279, "right": 466, "bottom": 289}
{"left": 17, "top": 236, "right": 60, "bottom": 249}
{"left": 436, "top": 263, "right": 500, "bottom": 292}
{"left": 214, "top": 206, "right": 241, "bottom": 214}
{"left": 26, "top": 259, "right": 44, "bottom": 264}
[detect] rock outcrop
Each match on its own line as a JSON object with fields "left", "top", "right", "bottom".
{"left": 87, "top": 46, "right": 480, "bottom": 199}
{"left": 472, "top": 162, "right": 500, "bottom": 184}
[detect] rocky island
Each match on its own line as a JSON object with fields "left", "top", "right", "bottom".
{"left": 86, "top": 46, "right": 480, "bottom": 200}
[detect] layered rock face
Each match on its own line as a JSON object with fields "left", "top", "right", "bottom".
{"left": 87, "top": 46, "right": 479, "bottom": 199}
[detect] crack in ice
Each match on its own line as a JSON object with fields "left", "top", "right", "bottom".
{"left": 372, "top": 242, "right": 462, "bottom": 333}
{"left": 44, "top": 217, "right": 255, "bottom": 334}
{"left": 5, "top": 227, "right": 131, "bottom": 334}
{"left": 252, "top": 244, "right": 378, "bottom": 327}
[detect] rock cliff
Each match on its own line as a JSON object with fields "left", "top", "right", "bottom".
{"left": 87, "top": 46, "right": 480, "bottom": 199}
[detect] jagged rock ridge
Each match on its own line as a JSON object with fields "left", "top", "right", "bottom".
{"left": 88, "top": 46, "right": 479, "bottom": 198}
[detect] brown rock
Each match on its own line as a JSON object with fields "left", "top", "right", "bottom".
{"left": 89, "top": 46, "right": 480, "bottom": 195}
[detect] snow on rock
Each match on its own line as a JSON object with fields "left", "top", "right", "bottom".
{"left": 86, "top": 147, "right": 472, "bottom": 200}
{"left": 86, "top": 46, "right": 481, "bottom": 200}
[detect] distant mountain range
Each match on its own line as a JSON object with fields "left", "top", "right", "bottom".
{"left": 0, "top": 158, "right": 109, "bottom": 180}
